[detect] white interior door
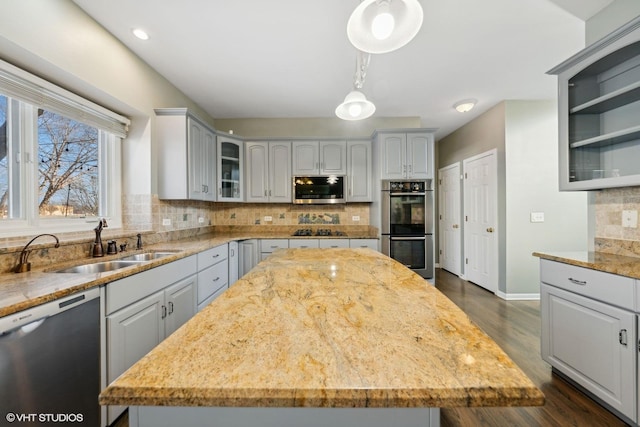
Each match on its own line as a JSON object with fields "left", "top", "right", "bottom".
{"left": 463, "top": 150, "right": 497, "bottom": 293}
{"left": 438, "top": 163, "right": 461, "bottom": 276}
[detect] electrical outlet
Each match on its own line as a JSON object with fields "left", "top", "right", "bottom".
{"left": 352, "top": 215, "right": 360, "bottom": 222}
{"left": 162, "top": 218, "right": 171, "bottom": 226}
{"left": 264, "top": 216, "right": 273, "bottom": 222}
{"left": 530, "top": 212, "right": 545, "bottom": 223}
{"left": 198, "top": 217, "right": 205, "bottom": 224}
{"left": 622, "top": 210, "right": 638, "bottom": 228}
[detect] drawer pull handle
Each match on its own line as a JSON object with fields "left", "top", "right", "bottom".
{"left": 213, "top": 277, "right": 220, "bottom": 282}
{"left": 270, "top": 245, "right": 278, "bottom": 248}
{"left": 212, "top": 254, "right": 220, "bottom": 258}
{"left": 619, "top": 329, "right": 628, "bottom": 346}
{"left": 568, "top": 277, "right": 587, "bottom": 286}
{"left": 168, "top": 302, "right": 174, "bottom": 315}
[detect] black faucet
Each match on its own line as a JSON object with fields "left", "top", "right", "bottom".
{"left": 92, "top": 218, "right": 108, "bottom": 257}
{"left": 15, "top": 233, "right": 60, "bottom": 273}
{"left": 136, "top": 233, "right": 143, "bottom": 250}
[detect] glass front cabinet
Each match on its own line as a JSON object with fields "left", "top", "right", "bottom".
{"left": 549, "top": 17, "right": 640, "bottom": 190}
{"left": 217, "top": 134, "right": 243, "bottom": 201}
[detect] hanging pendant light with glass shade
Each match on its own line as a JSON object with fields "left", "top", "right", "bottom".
{"left": 336, "top": 51, "right": 376, "bottom": 121}
{"left": 347, "top": 0, "right": 423, "bottom": 54}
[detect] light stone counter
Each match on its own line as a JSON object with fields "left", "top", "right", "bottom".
{"left": 99, "top": 248, "right": 543, "bottom": 427}
{"left": 533, "top": 251, "right": 640, "bottom": 279}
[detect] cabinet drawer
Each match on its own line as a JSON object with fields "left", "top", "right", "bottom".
{"left": 197, "top": 244, "right": 228, "bottom": 271}
{"left": 260, "top": 239, "right": 289, "bottom": 253}
{"left": 197, "top": 284, "right": 227, "bottom": 312}
{"left": 349, "top": 239, "right": 378, "bottom": 250}
{"left": 289, "top": 239, "right": 319, "bottom": 249}
{"left": 319, "top": 239, "right": 349, "bottom": 249}
{"left": 540, "top": 260, "right": 635, "bottom": 310}
{"left": 106, "top": 255, "right": 197, "bottom": 315}
{"left": 197, "top": 261, "right": 228, "bottom": 304}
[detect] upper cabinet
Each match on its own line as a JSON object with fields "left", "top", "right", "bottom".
{"left": 292, "top": 140, "right": 347, "bottom": 175}
{"left": 375, "top": 130, "right": 434, "bottom": 180}
{"left": 155, "top": 108, "right": 216, "bottom": 201}
{"left": 347, "top": 139, "right": 372, "bottom": 202}
{"left": 245, "top": 141, "right": 292, "bottom": 203}
{"left": 217, "top": 135, "right": 243, "bottom": 202}
{"left": 549, "top": 17, "right": 640, "bottom": 190}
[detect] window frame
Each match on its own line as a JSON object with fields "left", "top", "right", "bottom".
{"left": 0, "top": 60, "right": 128, "bottom": 238}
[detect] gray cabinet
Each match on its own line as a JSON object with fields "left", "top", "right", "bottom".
{"left": 155, "top": 108, "right": 216, "bottom": 201}
{"left": 292, "top": 140, "right": 346, "bottom": 175}
{"left": 540, "top": 260, "right": 637, "bottom": 423}
{"left": 349, "top": 239, "right": 379, "bottom": 250}
{"left": 346, "top": 139, "right": 372, "bottom": 202}
{"left": 245, "top": 141, "right": 292, "bottom": 203}
{"left": 239, "top": 239, "right": 259, "bottom": 278}
{"left": 548, "top": 17, "right": 640, "bottom": 190}
{"left": 217, "top": 135, "right": 243, "bottom": 201}
{"left": 228, "top": 240, "right": 239, "bottom": 286}
{"left": 105, "top": 257, "right": 197, "bottom": 424}
{"left": 260, "top": 239, "right": 289, "bottom": 261}
{"left": 376, "top": 131, "right": 434, "bottom": 180}
{"left": 197, "top": 244, "right": 229, "bottom": 311}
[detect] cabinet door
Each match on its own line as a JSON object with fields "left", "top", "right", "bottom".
{"left": 292, "top": 141, "right": 319, "bottom": 174}
{"left": 228, "top": 241, "right": 239, "bottom": 286}
{"left": 188, "top": 118, "right": 206, "bottom": 200}
{"left": 239, "top": 240, "right": 259, "bottom": 278}
{"left": 107, "top": 292, "right": 164, "bottom": 383}
{"left": 245, "top": 142, "right": 269, "bottom": 202}
{"left": 407, "top": 133, "right": 433, "bottom": 179}
{"left": 164, "top": 276, "right": 197, "bottom": 337}
{"left": 319, "top": 239, "right": 349, "bottom": 248}
{"left": 380, "top": 133, "right": 407, "bottom": 179}
{"left": 217, "top": 136, "right": 243, "bottom": 202}
{"left": 320, "top": 141, "right": 346, "bottom": 175}
{"left": 202, "top": 128, "right": 217, "bottom": 201}
{"left": 541, "top": 284, "right": 636, "bottom": 420}
{"left": 269, "top": 141, "right": 292, "bottom": 202}
{"left": 347, "top": 140, "right": 372, "bottom": 202}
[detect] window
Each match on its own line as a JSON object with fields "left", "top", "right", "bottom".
{"left": 0, "top": 60, "right": 128, "bottom": 237}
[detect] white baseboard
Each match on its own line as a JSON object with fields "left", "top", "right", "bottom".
{"left": 496, "top": 291, "right": 540, "bottom": 301}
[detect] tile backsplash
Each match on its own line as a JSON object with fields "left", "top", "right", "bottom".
{"left": 595, "top": 186, "right": 640, "bottom": 256}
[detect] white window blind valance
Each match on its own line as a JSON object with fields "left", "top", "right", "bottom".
{"left": 0, "top": 59, "right": 130, "bottom": 138}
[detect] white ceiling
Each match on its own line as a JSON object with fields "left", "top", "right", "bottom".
{"left": 73, "top": 0, "right": 613, "bottom": 140}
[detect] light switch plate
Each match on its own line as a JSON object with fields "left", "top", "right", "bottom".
{"left": 162, "top": 218, "right": 171, "bottom": 226}
{"left": 530, "top": 212, "right": 545, "bottom": 223}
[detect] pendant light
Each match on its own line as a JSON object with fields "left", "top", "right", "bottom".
{"left": 336, "top": 51, "right": 376, "bottom": 121}
{"left": 347, "top": 0, "right": 424, "bottom": 54}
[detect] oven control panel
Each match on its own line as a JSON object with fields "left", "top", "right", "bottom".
{"left": 389, "top": 181, "right": 427, "bottom": 192}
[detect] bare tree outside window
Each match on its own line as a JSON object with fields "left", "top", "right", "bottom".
{"left": 38, "top": 109, "right": 99, "bottom": 218}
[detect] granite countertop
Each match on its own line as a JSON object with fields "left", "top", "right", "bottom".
{"left": 99, "top": 248, "right": 544, "bottom": 409}
{"left": 0, "top": 232, "right": 378, "bottom": 318}
{"left": 532, "top": 251, "right": 640, "bottom": 279}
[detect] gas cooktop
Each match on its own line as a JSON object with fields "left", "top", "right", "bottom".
{"left": 291, "top": 228, "right": 346, "bottom": 237}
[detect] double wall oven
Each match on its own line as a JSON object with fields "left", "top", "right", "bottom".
{"left": 381, "top": 180, "right": 434, "bottom": 279}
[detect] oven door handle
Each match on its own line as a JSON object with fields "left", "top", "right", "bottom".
{"left": 389, "top": 236, "right": 426, "bottom": 241}
{"left": 388, "top": 192, "right": 427, "bottom": 196}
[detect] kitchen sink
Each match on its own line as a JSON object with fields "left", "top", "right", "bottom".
{"left": 119, "top": 251, "right": 179, "bottom": 262}
{"left": 54, "top": 260, "right": 147, "bottom": 274}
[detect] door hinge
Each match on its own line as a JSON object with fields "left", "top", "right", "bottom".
{"left": 465, "top": 215, "right": 468, "bottom": 222}
{"left": 465, "top": 258, "right": 468, "bottom": 265}
{"left": 464, "top": 172, "right": 468, "bottom": 179}
{"left": 619, "top": 329, "right": 628, "bottom": 346}
{"left": 439, "top": 249, "right": 442, "bottom": 255}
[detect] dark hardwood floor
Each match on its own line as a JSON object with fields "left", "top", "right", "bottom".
{"left": 434, "top": 268, "right": 628, "bottom": 427}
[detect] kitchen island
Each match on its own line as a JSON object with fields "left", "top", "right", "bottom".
{"left": 99, "top": 248, "right": 543, "bottom": 427}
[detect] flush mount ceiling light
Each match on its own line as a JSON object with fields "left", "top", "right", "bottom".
{"left": 336, "top": 51, "right": 376, "bottom": 121}
{"left": 347, "top": 0, "right": 424, "bottom": 54}
{"left": 132, "top": 28, "right": 149, "bottom": 40}
{"left": 453, "top": 99, "right": 477, "bottom": 113}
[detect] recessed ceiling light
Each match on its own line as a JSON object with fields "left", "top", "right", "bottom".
{"left": 132, "top": 28, "right": 149, "bottom": 40}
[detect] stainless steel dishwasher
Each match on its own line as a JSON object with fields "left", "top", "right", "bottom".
{"left": 0, "top": 287, "right": 100, "bottom": 426}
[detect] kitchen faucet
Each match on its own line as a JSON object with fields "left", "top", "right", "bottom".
{"left": 14, "top": 233, "right": 60, "bottom": 273}
{"left": 91, "top": 218, "right": 108, "bottom": 257}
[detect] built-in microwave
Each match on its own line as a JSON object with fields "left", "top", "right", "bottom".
{"left": 293, "top": 176, "right": 346, "bottom": 204}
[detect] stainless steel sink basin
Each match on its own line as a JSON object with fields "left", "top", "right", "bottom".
{"left": 119, "top": 252, "right": 179, "bottom": 261}
{"left": 54, "top": 260, "right": 147, "bottom": 274}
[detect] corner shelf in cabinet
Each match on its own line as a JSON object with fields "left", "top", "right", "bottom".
{"left": 569, "top": 125, "right": 640, "bottom": 149}
{"left": 570, "top": 81, "right": 640, "bottom": 114}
